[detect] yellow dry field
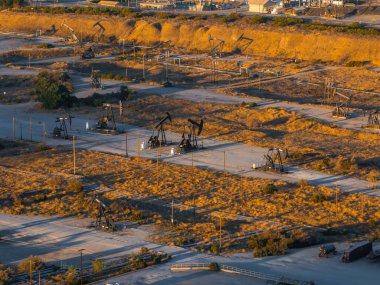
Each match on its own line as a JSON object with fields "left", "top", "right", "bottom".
{"left": 0, "top": 75, "right": 35, "bottom": 104}
{"left": 1, "top": 142, "right": 380, "bottom": 245}
{"left": 1, "top": 141, "right": 380, "bottom": 247}
{"left": 0, "top": 12, "right": 379, "bottom": 64}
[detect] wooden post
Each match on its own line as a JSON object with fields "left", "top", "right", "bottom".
{"left": 29, "top": 259, "right": 33, "bottom": 285}
{"left": 20, "top": 121, "right": 23, "bottom": 140}
{"left": 125, "top": 131, "right": 128, "bottom": 158}
{"left": 219, "top": 215, "right": 222, "bottom": 251}
{"left": 12, "top": 115, "right": 15, "bottom": 140}
{"left": 137, "top": 135, "right": 140, "bottom": 158}
{"left": 42, "top": 122, "right": 46, "bottom": 145}
{"left": 29, "top": 117, "right": 32, "bottom": 142}
{"left": 73, "top": 136, "right": 76, "bottom": 175}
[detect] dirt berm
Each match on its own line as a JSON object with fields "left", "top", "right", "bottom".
{"left": 1, "top": 12, "right": 379, "bottom": 65}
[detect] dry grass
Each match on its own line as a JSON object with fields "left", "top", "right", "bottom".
{"left": 0, "top": 75, "right": 35, "bottom": 103}
{"left": 242, "top": 67, "right": 380, "bottom": 110}
{"left": 1, "top": 140, "right": 380, "bottom": 249}
{"left": 1, "top": 12, "right": 379, "bottom": 65}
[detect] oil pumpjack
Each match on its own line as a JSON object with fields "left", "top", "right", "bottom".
{"left": 177, "top": 118, "right": 204, "bottom": 154}
{"left": 148, "top": 112, "right": 172, "bottom": 148}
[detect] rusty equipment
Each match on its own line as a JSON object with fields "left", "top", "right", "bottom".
{"left": 319, "top": 244, "right": 337, "bottom": 258}
{"left": 332, "top": 91, "right": 352, "bottom": 118}
{"left": 263, "top": 147, "right": 288, "bottom": 173}
{"left": 81, "top": 46, "right": 95, "bottom": 59}
{"left": 91, "top": 69, "right": 102, "bottom": 89}
{"left": 60, "top": 23, "right": 79, "bottom": 43}
{"left": 91, "top": 196, "right": 115, "bottom": 231}
{"left": 236, "top": 33, "right": 253, "bottom": 55}
{"left": 363, "top": 110, "right": 380, "bottom": 129}
{"left": 148, "top": 112, "right": 172, "bottom": 149}
{"left": 52, "top": 117, "right": 71, "bottom": 139}
{"left": 93, "top": 104, "right": 118, "bottom": 134}
{"left": 208, "top": 34, "right": 225, "bottom": 58}
{"left": 92, "top": 21, "right": 105, "bottom": 43}
{"left": 177, "top": 118, "right": 204, "bottom": 154}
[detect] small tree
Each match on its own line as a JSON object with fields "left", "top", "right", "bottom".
{"left": 92, "top": 259, "right": 104, "bottom": 273}
{"left": 67, "top": 180, "right": 83, "bottom": 193}
{"left": 18, "top": 256, "right": 44, "bottom": 273}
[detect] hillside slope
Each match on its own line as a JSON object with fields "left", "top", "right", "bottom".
{"left": 1, "top": 12, "right": 379, "bottom": 65}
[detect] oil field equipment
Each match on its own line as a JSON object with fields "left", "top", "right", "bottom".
{"left": 208, "top": 34, "right": 225, "bottom": 58}
{"left": 92, "top": 196, "right": 115, "bottom": 231}
{"left": 332, "top": 91, "right": 352, "bottom": 118}
{"left": 319, "top": 244, "right": 337, "bottom": 258}
{"left": 91, "top": 69, "right": 102, "bottom": 89}
{"left": 60, "top": 23, "right": 79, "bottom": 43}
{"left": 52, "top": 117, "right": 71, "bottom": 139}
{"left": 94, "top": 103, "right": 118, "bottom": 134}
{"left": 363, "top": 110, "right": 380, "bottom": 129}
{"left": 263, "top": 148, "right": 288, "bottom": 173}
{"left": 81, "top": 47, "right": 95, "bottom": 60}
{"left": 342, "top": 241, "right": 372, "bottom": 263}
{"left": 177, "top": 118, "right": 204, "bottom": 154}
{"left": 92, "top": 21, "right": 105, "bottom": 42}
{"left": 148, "top": 112, "right": 172, "bottom": 149}
{"left": 236, "top": 33, "right": 253, "bottom": 55}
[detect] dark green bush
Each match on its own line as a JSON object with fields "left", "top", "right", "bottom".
{"left": 262, "top": 183, "right": 278, "bottom": 194}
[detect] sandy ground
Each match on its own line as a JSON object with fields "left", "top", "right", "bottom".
{"left": 0, "top": 102, "right": 378, "bottom": 196}
{"left": 1, "top": 213, "right": 379, "bottom": 285}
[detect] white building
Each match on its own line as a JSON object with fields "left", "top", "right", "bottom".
{"left": 248, "top": 0, "right": 280, "bottom": 13}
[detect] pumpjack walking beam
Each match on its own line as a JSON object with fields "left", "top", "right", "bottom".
{"left": 92, "top": 197, "right": 115, "bottom": 231}
{"left": 208, "top": 34, "right": 225, "bottom": 58}
{"left": 236, "top": 33, "right": 253, "bottom": 55}
{"left": 61, "top": 23, "right": 79, "bottom": 43}
{"left": 148, "top": 112, "right": 172, "bottom": 148}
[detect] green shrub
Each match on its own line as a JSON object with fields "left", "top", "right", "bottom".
{"left": 210, "top": 244, "right": 219, "bottom": 254}
{"left": 92, "top": 259, "right": 104, "bottom": 273}
{"left": 310, "top": 193, "right": 327, "bottom": 204}
{"left": 271, "top": 16, "right": 304, "bottom": 27}
{"left": 248, "top": 15, "right": 266, "bottom": 25}
{"left": 262, "top": 183, "right": 278, "bottom": 194}
{"left": 345, "top": 61, "right": 367, "bottom": 67}
{"left": 35, "top": 71, "right": 76, "bottom": 109}
{"left": 208, "top": 262, "right": 220, "bottom": 271}
{"left": 18, "top": 256, "right": 44, "bottom": 273}
{"left": 67, "top": 180, "right": 83, "bottom": 192}
{"left": 157, "top": 12, "right": 170, "bottom": 19}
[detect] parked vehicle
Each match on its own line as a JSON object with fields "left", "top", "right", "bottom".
{"left": 319, "top": 244, "right": 337, "bottom": 257}
{"left": 341, "top": 241, "right": 372, "bottom": 263}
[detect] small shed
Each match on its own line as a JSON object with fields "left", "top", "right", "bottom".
{"left": 248, "top": 0, "right": 279, "bottom": 13}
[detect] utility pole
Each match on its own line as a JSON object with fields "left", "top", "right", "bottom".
{"left": 192, "top": 153, "right": 195, "bottom": 223}
{"left": 38, "top": 270, "right": 41, "bottom": 285}
{"left": 12, "top": 115, "right": 15, "bottom": 140}
{"left": 20, "top": 121, "right": 23, "bottom": 140}
{"left": 336, "top": 189, "right": 338, "bottom": 220}
{"left": 223, "top": 151, "right": 226, "bottom": 178}
{"left": 156, "top": 144, "right": 160, "bottom": 192}
{"left": 42, "top": 122, "right": 46, "bottom": 145}
{"left": 29, "top": 117, "right": 32, "bottom": 142}
{"left": 29, "top": 259, "right": 33, "bottom": 285}
{"left": 171, "top": 199, "right": 174, "bottom": 225}
{"left": 79, "top": 249, "right": 84, "bottom": 285}
{"left": 137, "top": 134, "right": 140, "bottom": 158}
{"left": 73, "top": 136, "right": 76, "bottom": 175}
{"left": 125, "top": 131, "right": 128, "bottom": 158}
{"left": 219, "top": 215, "right": 222, "bottom": 251}
{"left": 142, "top": 54, "right": 146, "bottom": 80}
